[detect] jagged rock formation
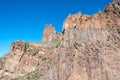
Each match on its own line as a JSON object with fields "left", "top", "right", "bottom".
{"left": 0, "top": 0, "right": 120, "bottom": 80}
{"left": 42, "top": 24, "right": 57, "bottom": 42}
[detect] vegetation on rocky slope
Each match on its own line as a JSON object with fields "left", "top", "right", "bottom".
{"left": 0, "top": 0, "right": 120, "bottom": 80}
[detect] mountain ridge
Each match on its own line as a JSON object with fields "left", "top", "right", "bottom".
{"left": 0, "top": 0, "right": 120, "bottom": 80}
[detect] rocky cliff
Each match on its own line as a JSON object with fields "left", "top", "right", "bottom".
{"left": 0, "top": 0, "right": 120, "bottom": 80}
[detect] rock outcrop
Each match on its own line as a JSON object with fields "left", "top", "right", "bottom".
{"left": 42, "top": 24, "right": 58, "bottom": 43}
{"left": 0, "top": 0, "right": 120, "bottom": 80}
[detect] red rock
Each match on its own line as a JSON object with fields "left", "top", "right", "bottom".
{"left": 0, "top": 0, "right": 120, "bottom": 80}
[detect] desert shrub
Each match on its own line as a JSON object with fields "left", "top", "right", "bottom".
{"left": 26, "top": 43, "right": 30, "bottom": 48}
{"left": 97, "top": 9, "right": 102, "bottom": 16}
{"left": 11, "top": 78, "right": 19, "bottom": 80}
{"left": 43, "top": 41, "right": 61, "bottom": 48}
{"left": 23, "top": 70, "right": 38, "bottom": 77}
{"left": 54, "top": 41, "right": 61, "bottom": 48}
{"left": 11, "top": 70, "right": 43, "bottom": 80}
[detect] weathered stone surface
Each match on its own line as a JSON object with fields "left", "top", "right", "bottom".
{"left": 0, "top": 0, "right": 120, "bottom": 80}
{"left": 42, "top": 24, "right": 58, "bottom": 43}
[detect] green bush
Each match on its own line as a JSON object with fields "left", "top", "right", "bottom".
{"left": 23, "top": 70, "right": 38, "bottom": 77}
{"left": 11, "top": 78, "right": 19, "bottom": 80}
{"left": 43, "top": 41, "right": 61, "bottom": 48}
{"left": 26, "top": 43, "right": 30, "bottom": 48}
{"left": 11, "top": 70, "right": 44, "bottom": 80}
{"left": 54, "top": 41, "right": 61, "bottom": 48}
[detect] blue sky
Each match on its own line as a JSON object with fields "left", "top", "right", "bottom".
{"left": 0, "top": 0, "right": 112, "bottom": 57}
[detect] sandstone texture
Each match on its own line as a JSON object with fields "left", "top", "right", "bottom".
{"left": 0, "top": 0, "right": 120, "bottom": 80}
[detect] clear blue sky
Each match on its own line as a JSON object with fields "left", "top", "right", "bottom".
{"left": 0, "top": 0, "right": 112, "bottom": 57}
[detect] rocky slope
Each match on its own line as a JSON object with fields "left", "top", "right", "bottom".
{"left": 0, "top": 0, "right": 120, "bottom": 80}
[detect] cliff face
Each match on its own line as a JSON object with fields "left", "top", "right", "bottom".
{"left": 0, "top": 0, "right": 120, "bottom": 80}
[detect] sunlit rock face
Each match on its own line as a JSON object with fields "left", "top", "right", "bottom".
{"left": 0, "top": 0, "right": 120, "bottom": 80}
{"left": 42, "top": 24, "right": 57, "bottom": 42}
